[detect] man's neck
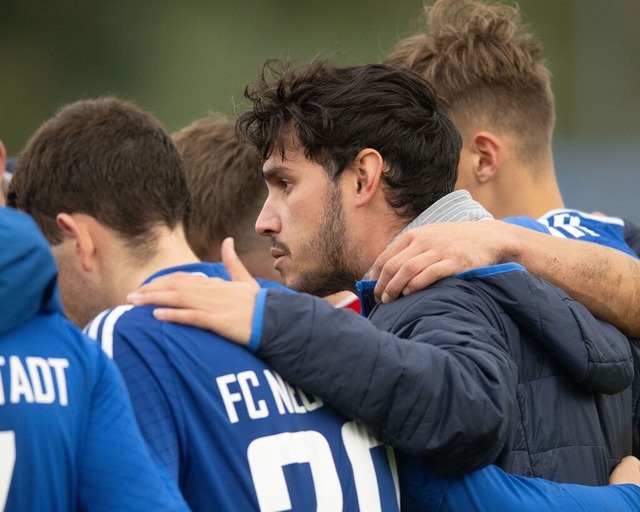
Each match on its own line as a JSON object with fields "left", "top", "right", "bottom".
{"left": 510, "top": 185, "right": 564, "bottom": 219}
{"left": 362, "top": 190, "right": 493, "bottom": 279}
{"left": 493, "top": 170, "right": 565, "bottom": 220}
{"left": 106, "top": 226, "right": 200, "bottom": 306}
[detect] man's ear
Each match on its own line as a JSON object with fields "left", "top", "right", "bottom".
{"left": 56, "top": 213, "right": 96, "bottom": 272}
{"left": 350, "top": 148, "right": 385, "bottom": 207}
{"left": 470, "top": 132, "right": 501, "bottom": 184}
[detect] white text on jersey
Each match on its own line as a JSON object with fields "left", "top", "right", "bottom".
{"left": 0, "top": 356, "right": 69, "bottom": 406}
{"left": 217, "top": 370, "right": 324, "bottom": 424}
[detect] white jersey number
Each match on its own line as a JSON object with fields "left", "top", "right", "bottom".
{"left": 0, "top": 431, "right": 16, "bottom": 510}
{"left": 247, "top": 421, "right": 399, "bottom": 512}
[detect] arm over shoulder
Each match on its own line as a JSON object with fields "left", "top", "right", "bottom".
{"left": 258, "top": 286, "right": 517, "bottom": 474}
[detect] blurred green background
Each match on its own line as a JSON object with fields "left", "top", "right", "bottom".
{"left": 1, "top": 0, "right": 639, "bottom": 218}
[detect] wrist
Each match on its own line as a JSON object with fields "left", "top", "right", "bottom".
{"left": 247, "top": 288, "right": 268, "bottom": 352}
{"left": 496, "top": 221, "right": 526, "bottom": 265}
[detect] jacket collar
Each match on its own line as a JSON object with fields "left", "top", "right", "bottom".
{"left": 358, "top": 191, "right": 493, "bottom": 316}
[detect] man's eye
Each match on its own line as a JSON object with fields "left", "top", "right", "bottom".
{"left": 280, "top": 180, "right": 290, "bottom": 190}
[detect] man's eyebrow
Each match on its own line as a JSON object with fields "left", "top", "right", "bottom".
{"left": 262, "top": 165, "right": 290, "bottom": 180}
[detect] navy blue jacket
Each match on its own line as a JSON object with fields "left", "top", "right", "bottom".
{"left": 253, "top": 263, "right": 633, "bottom": 485}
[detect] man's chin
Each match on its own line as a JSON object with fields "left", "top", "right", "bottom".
{"left": 281, "top": 274, "right": 305, "bottom": 293}
{"left": 282, "top": 276, "right": 306, "bottom": 294}
{"left": 285, "top": 273, "right": 350, "bottom": 298}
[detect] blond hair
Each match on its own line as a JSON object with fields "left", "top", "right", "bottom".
{"left": 384, "top": 0, "right": 555, "bottom": 160}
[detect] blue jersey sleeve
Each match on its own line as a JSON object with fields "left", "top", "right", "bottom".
{"left": 439, "top": 464, "right": 640, "bottom": 512}
{"left": 536, "top": 209, "right": 639, "bottom": 258}
{"left": 78, "top": 345, "right": 189, "bottom": 511}
{"left": 502, "top": 215, "right": 552, "bottom": 234}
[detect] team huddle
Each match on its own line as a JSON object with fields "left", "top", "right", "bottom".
{"left": 2, "top": 1, "right": 640, "bottom": 511}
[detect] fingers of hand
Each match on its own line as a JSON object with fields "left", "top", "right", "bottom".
{"left": 128, "top": 274, "right": 221, "bottom": 307}
{"left": 370, "top": 233, "right": 414, "bottom": 280}
{"left": 377, "top": 253, "right": 440, "bottom": 303}
{"left": 221, "top": 237, "right": 255, "bottom": 283}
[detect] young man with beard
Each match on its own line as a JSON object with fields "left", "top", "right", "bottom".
{"left": 130, "top": 60, "right": 635, "bottom": 491}
{"left": 372, "top": 0, "right": 640, "bottom": 456}
{"left": 171, "top": 113, "right": 360, "bottom": 311}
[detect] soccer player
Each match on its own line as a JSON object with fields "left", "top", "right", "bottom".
{"left": 370, "top": 0, "right": 640, "bottom": 336}
{"left": 384, "top": 0, "right": 637, "bottom": 252}
{"left": 6, "top": 97, "right": 399, "bottom": 511}
{"left": 0, "top": 206, "right": 189, "bottom": 511}
{"left": 171, "top": 113, "right": 279, "bottom": 279}
{"left": 129, "top": 60, "right": 633, "bottom": 486}
{"left": 172, "top": 113, "right": 360, "bottom": 312}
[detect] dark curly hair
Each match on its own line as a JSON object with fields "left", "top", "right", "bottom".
{"left": 236, "top": 59, "right": 461, "bottom": 220}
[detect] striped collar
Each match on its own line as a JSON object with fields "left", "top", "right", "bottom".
{"left": 403, "top": 189, "right": 493, "bottom": 228}
{"left": 363, "top": 190, "right": 493, "bottom": 279}
{"left": 389, "top": 190, "right": 493, "bottom": 246}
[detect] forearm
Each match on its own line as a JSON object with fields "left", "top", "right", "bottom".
{"left": 439, "top": 464, "right": 640, "bottom": 512}
{"left": 502, "top": 222, "right": 640, "bottom": 337}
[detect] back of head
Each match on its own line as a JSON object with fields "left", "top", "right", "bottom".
{"left": 237, "top": 59, "right": 461, "bottom": 220}
{"left": 171, "top": 114, "right": 265, "bottom": 262}
{"left": 383, "top": 0, "right": 555, "bottom": 161}
{"left": 7, "top": 97, "right": 189, "bottom": 256}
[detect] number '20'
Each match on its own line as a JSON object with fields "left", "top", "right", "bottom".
{"left": 248, "top": 421, "right": 400, "bottom": 511}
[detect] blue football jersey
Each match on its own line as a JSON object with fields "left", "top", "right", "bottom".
{"left": 0, "top": 317, "right": 189, "bottom": 512}
{"left": 85, "top": 262, "right": 400, "bottom": 512}
{"left": 537, "top": 208, "right": 638, "bottom": 258}
{"left": 396, "top": 453, "right": 640, "bottom": 512}
{"left": 0, "top": 207, "right": 189, "bottom": 512}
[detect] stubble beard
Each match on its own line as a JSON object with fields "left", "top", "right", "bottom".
{"left": 286, "top": 185, "right": 362, "bottom": 297}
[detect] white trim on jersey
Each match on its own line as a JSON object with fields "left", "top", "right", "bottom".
{"left": 85, "top": 305, "right": 134, "bottom": 358}
{"left": 84, "top": 309, "right": 109, "bottom": 341}
{"left": 539, "top": 208, "right": 625, "bottom": 226}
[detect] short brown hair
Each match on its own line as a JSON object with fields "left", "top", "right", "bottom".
{"left": 383, "top": 0, "right": 555, "bottom": 161}
{"left": 171, "top": 114, "right": 266, "bottom": 261}
{"left": 8, "top": 97, "right": 189, "bottom": 257}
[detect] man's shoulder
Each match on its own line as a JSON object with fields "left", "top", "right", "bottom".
{"left": 84, "top": 302, "right": 252, "bottom": 370}
{"left": 8, "top": 311, "right": 103, "bottom": 369}
{"left": 84, "top": 304, "right": 170, "bottom": 359}
{"left": 414, "top": 262, "right": 531, "bottom": 299}
{"left": 367, "top": 262, "right": 558, "bottom": 329}
{"left": 364, "top": 268, "right": 512, "bottom": 320}
{"left": 538, "top": 208, "right": 638, "bottom": 258}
